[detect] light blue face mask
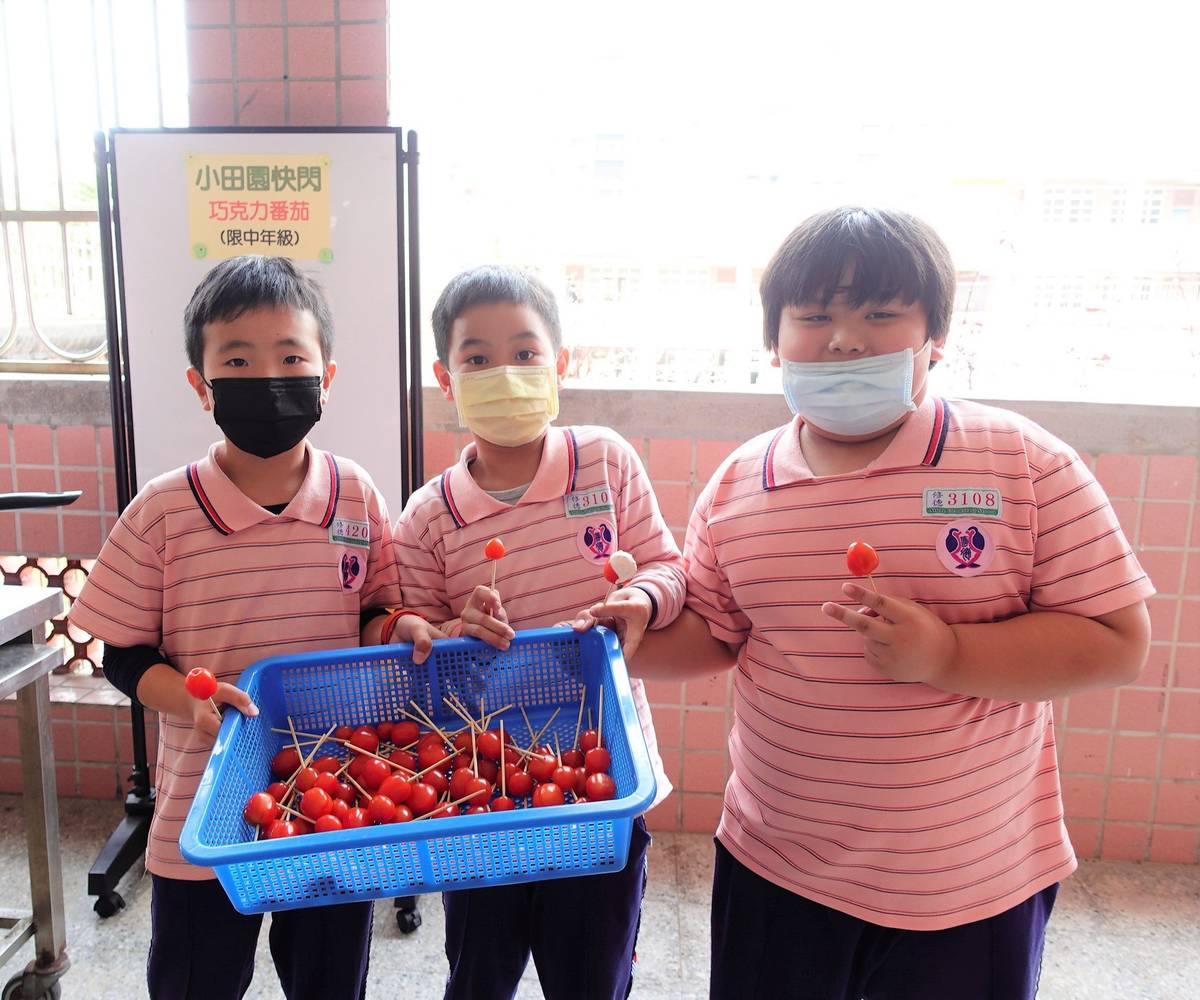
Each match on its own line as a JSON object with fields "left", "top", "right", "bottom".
{"left": 780, "top": 341, "right": 930, "bottom": 437}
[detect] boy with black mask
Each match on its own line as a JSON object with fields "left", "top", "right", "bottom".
{"left": 71, "top": 255, "right": 440, "bottom": 999}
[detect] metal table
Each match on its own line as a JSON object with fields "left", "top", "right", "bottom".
{"left": 0, "top": 586, "right": 69, "bottom": 999}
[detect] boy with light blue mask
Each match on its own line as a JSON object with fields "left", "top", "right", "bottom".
{"left": 630, "top": 207, "right": 1153, "bottom": 998}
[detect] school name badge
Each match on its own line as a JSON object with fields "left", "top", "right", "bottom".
{"left": 564, "top": 487, "right": 614, "bottom": 518}
{"left": 329, "top": 517, "right": 370, "bottom": 548}
{"left": 923, "top": 488, "right": 1002, "bottom": 518}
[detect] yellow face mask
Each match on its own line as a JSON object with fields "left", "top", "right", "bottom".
{"left": 450, "top": 364, "right": 560, "bottom": 447}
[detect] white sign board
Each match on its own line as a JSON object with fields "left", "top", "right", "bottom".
{"left": 109, "top": 129, "right": 410, "bottom": 509}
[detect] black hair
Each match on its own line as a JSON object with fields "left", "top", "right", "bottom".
{"left": 183, "top": 255, "right": 334, "bottom": 370}
{"left": 759, "top": 207, "right": 956, "bottom": 350}
{"left": 431, "top": 265, "right": 562, "bottom": 363}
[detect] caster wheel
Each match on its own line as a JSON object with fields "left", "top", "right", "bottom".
{"left": 395, "top": 909, "right": 422, "bottom": 935}
{"left": 94, "top": 891, "right": 125, "bottom": 918}
{"left": 2, "top": 974, "right": 61, "bottom": 999}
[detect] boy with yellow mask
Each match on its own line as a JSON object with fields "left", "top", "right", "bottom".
{"left": 394, "top": 265, "right": 684, "bottom": 999}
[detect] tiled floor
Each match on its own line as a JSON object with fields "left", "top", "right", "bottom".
{"left": 0, "top": 795, "right": 1197, "bottom": 999}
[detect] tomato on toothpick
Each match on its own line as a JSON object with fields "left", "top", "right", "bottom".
{"left": 271, "top": 747, "right": 303, "bottom": 780}
{"left": 476, "top": 729, "right": 502, "bottom": 761}
{"left": 845, "top": 540, "right": 880, "bottom": 592}
{"left": 331, "top": 798, "right": 350, "bottom": 822}
{"left": 294, "top": 767, "right": 319, "bottom": 793}
{"left": 344, "top": 807, "right": 370, "bottom": 829}
{"left": 533, "top": 783, "right": 565, "bottom": 807}
{"left": 561, "top": 747, "right": 584, "bottom": 769}
{"left": 334, "top": 725, "right": 355, "bottom": 742}
{"left": 378, "top": 773, "right": 413, "bottom": 804}
{"left": 266, "top": 781, "right": 289, "bottom": 803}
{"left": 585, "top": 746, "right": 611, "bottom": 775}
{"left": 392, "top": 804, "right": 414, "bottom": 823}
{"left": 300, "top": 787, "right": 333, "bottom": 820}
{"left": 244, "top": 792, "right": 278, "bottom": 826}
{"left": 350, "top": 727, "right": 380, "bottom": 755}
{"left": 266, "top": 819, "right": 296, "bottom": 839}
{"left": 184, "top": 668, "right": 223, "bottom": 719}
{"left": 585, "top": 772, "right": 616, "bottom": 801}
{"left": 393, "top": 720, "right": 421, "bottom": 747}
{"left": 360, "top": 757, "right": 390, "bottom": 792}
{"left": 507, "top": 769, "right": 533, "bottom": 798}
{"left": 408, "top": 782, "right": 438, "bottom": 815}
{"left": 367, "top": 794, "right": 396, "bottom": 824}
{"left": 484, "top": 537, "right": 506, "bottom": 589}
{"left": 315, "top": 772, "right": 341, "bottom": 797}
{"left": 492, "top": 795, "right": 516, "bottom": 811}
{"left": 314, "top": 814, "right": 343, "bottom": 833}
{"left": 528, "top": 753, "right": 557, "bottom": 784}
{"left": 313, "top": 755, "right": 341, "bottom": 774}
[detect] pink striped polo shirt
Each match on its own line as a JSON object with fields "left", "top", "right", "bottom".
{"left": 685, "top": 396, "right": 1154, "bottom": 930}
{"left": 395, "top": 425, "right": 684, "bottom": 808}
{"left": 70, "top": 441, "right": 401, "bottom": 879}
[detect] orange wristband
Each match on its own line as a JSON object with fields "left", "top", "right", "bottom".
{"left": 379, "top": 608, "right": 426, "bottom": 645}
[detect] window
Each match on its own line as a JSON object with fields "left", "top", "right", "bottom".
{"left": 0, "top": 0, "right": 187, "bottom": 373}
{"left": 391, "top": 2, "right": 1198, "bottom": 405}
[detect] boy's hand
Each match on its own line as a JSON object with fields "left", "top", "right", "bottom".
{"left": 189, "top": 680, "right": 257, "bottom": 740}
{"left": 821, "top": 583, "right": 958, "bottom": 686}
{"left": 387, "top": 615, "right": 448, "bottom": 665}
{"left": 461, "top": 585, "right": 515, "bottom": 651}
{"left": 580, "top": 587, "right": 654, "bottom": 660}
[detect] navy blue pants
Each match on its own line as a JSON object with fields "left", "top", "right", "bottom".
{"left": 146, "top": 875, "right": 373, "bottom": 1000}
{"left": 710, "top": 841, "right": 1058, "bottom": 1000}
{"left": 442, "top": 815, "right": 650, "bottom": 1000}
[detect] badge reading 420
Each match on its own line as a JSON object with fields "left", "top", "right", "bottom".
{"left": 186, "top": 153, "right": 332, "bottom": 262}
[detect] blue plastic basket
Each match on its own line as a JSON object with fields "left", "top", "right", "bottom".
{"left": 180, "top": 626, "right": 655, "bottom": 914}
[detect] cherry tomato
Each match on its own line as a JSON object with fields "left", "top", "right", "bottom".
{"left": 378, "top": 773, "right": 413, "bottom": 804}
{"left": 313, "top": 755, "right": 341, "bottom": 774}
{"left": 377, "top": 721, "right": 394, "bottom": 742}
{"left": 389, "top": 749, "right": 416, "bottom": 772}
{"left": 492, "top": 795, "right": 516, "bottom": 812}
{"left": 585, "top": 772, "right": 617, "bottom": 801}
{"left": 507, "top": 770, "right": 534, "bottom": 798}
{"left": 463, "top": 776, "right": 492, "bottom": 805}
{"left": 417, "top": 731, "right": 446, "bottom": 752}
{"left": 476, "top": 730, "right": 502, "bottom": 760}
{"left": 393, "top": 721, "right": 421, "bottom": 746}
{"left": 333, "top": 781, "right": 355, "bottom": 803}
{"left": 453, "top": 731, "right": 474, "bottom": 754}
{"left": 392, "top": 804, "right": 414, "bottom": 823}
{"left": 265, "top": 819, "right": 296, "bottom": 839}
{"left": 427, "top": 803, "right": 459, "bottom": 820}
{"left": 244, "top": 792, "right": 278, "bottom": 826}
{"left": 360, "top": 757, "right": 390, "bottom": 792}
{"left": 561, "top": 748, "right": 584, "bottom": 769}
{"left": 266, "top": 781, "right": 289, "bottom": 802}
{"left": 846, "top": 540, "right": 880, "bottom": 578}
{"left": 315, "top": 772, "right": 341, "bottom": 797}
{"left": 350, "top": 727, "right": 380, "bottom": 755}
{"left": 300, "top": 786, "right": 333, "bottom": 820}
{"left": 408, "top": 782, "right": 438, "bottom": 815}
{"left": 573, "top": 768, "right": 588, "bottom": 797}
{"left": 579, "top": 729, "right": 600, "bottom": 753}
{"left": 347, "top": 754, "right": 371, "bottom": 781}
{"left": 533, "top": 783, "right": 565, "bottom": 807}
{"left": 449, "top": 767, "right": 475, "bottom": 801}
{"left": 314, "top": 814, "right": 343, "bottom": 833}
{"left": 334, "top": 725, "right": 355, "bottom": 742}
{"left": 484, "top": 538, "right": 506, "bottom": 560}
{"left": 368, "top": 794, "right": 396, "bottom": 824}
{"left": 344, "top": 807, "right": 369, "bottom": 829}
{"left": 330, "top": 798, "right": 350, "bottom": 822}
{"left": 466, "top": 805, "right": 490, "bottom": 815}
{"left": 271, "top": 748, "right": 302, "bottom": 780}
{"left": 501, "top": 745, "right": 523, "bottom": 766}
{"left": 552, "top": 766, "right": 576, "bottom": 793}
{"left": 293, "top": 819, "right": 314, "bottom": 835}
{"left": 425, "top": 770, "right": 450, "bottom": 797}
{"left": 294, "top": 767, "right": 319, "bottom": 792}
{"left": 585, "top": 747, "right": 612, "bottom": 775}
{"left": 476, "top": 758, "right": 499, "bottom": 783}
{"left": 528, "top": 753, "right": 557, "bottom": 783}
{"left": 418, "top": 744, "right": 450, "bottom": 771}
{"left": 184, "top": 667, "right": 218, "bottom": 701}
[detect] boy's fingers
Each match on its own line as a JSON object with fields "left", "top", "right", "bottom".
{"left": 411, "top": 634, "right": 431, "bottom": 665}
{"left": 216, "top": 683, "right": 258, "bottom": 717}
{"left": 821, "top": 602, "right": 891, "bottom": 642}
{"left": 461, "top": 619, "right": 512, "bottom": 649}
{"left": 621, "top": 622, "right": 648, "bottom": 660}
{"left": 843, "top": 583, "right": 894, "bottom": 620}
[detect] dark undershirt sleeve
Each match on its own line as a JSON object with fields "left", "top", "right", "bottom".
{"left": 101, "top": 644, "right": 167, "bottom": 702}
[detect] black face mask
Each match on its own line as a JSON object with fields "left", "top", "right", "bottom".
{"left": 206, "top": 376, "right": 323, "bottom": 458}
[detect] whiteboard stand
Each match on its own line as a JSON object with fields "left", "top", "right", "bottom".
{"left": 87, "top": 126, "right": 423, "bottom": 917}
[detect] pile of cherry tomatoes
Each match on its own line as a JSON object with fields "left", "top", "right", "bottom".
{"left": 243, "top": 705, "right": 618, "bottom": 840}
